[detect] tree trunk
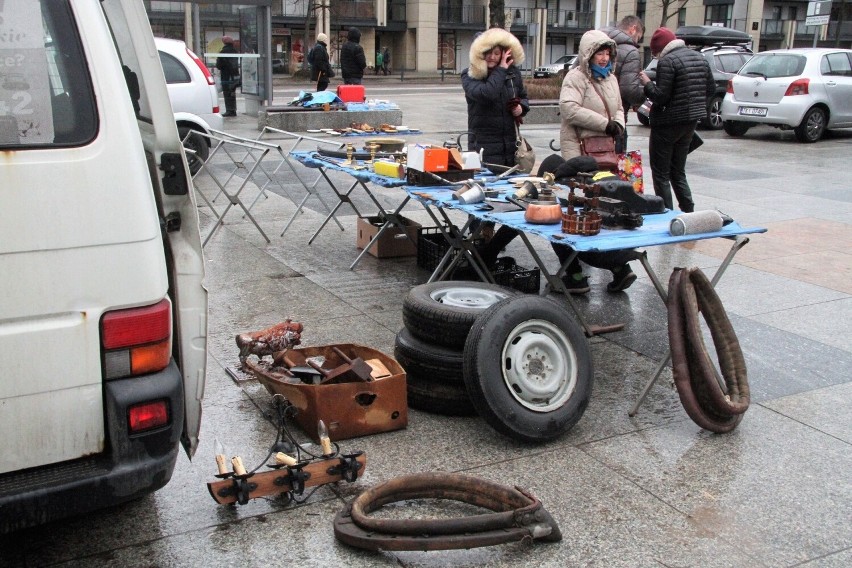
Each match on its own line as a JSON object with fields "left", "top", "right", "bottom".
{"left": 490, "top": 0, "right": 506, "bottom": 29}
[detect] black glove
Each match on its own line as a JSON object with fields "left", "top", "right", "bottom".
{"left": 604, "top": 121, "right": 623, "bottom": 136}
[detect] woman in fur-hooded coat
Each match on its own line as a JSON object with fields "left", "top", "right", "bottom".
{"left": 559, "top": 29, "right": 625, "bottom": 159}
{"left": 461, "top": 28, "right": 529, "bottom": 167}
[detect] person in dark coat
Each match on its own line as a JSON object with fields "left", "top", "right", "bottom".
{"left": 600, "top": 15, "right": 644, "bottom": 153}
{"left": 382, "top": 47, "right": 390, "bottom": 75}
{"left": 640, "top": 28, "right": 714, "bottom": 212}
{"left": 309, "top": 33, "right": 333, "bottom": 92}
{"left": 461, "top": 27, "right": 529, "bottom": 168}
{"left": 340, "top": 27, "right": 366, "bottom": 85}
{"left": 216, "top": 36, "right": 239, "bottom": 117}
{"left": 461, "top": 28, "right": 529, "bottom": 269}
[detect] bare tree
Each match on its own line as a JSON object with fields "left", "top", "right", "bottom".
{"left": 490, "top": 0, "right": 506, "bottom": 29}
{"left": 657, "top": 0, "right": 692, "bottom": 28}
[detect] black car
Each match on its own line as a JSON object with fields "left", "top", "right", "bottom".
{"left": 637, "top": 26, "right": 752, "bottom": 130}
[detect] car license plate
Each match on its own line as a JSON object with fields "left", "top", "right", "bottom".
{"left": 739, "top": 107, "right": 767, "bottom": 116}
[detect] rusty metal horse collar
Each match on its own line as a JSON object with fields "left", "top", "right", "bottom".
{"left": 334, "top": 472, "right": 562, "bottom": 551}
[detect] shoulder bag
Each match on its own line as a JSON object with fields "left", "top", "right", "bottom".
{"left": 511, "top": 78, "right": 535, "bottom": 173}
{"left": 514, "top": 123, "right": 536, "bottom": 173}
{"left": 575, "top": 82, "right": 618, "bottom": 171}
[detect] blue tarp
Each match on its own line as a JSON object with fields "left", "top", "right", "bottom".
{"left": 292, "top": 90, "right": 344, "bottom": 107}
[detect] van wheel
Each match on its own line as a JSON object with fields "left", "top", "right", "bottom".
{"left": 723, "top": 121, "right": 750, "bottom": 137}
{"left": 402, "top": 282, "right": 518, "bottom": 349}
{"left": 179, "top": 127, "right": 209, "bottom": 174}
{"left": 463, "top": 296, "right": 593, "bottom": 442}
{"left": 705, "top": 96, "right": 724, "bottom": 130}
{"left": 393, "top": 328, "right": 475, "bottom": 416}
{"left": 794, "top": 107, "right": 826, "bottom": 143}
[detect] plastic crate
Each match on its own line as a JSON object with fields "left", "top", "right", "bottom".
{"left": 417, "top": 228, "right": 539, "bottom": 293}
{"left": 416, "top": 226, "right": 484, "bottom": 271}
{"left": 491, "top": 257, "right": 541, "bottom": 294}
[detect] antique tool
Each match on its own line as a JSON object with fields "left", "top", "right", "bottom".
{"left": 331, "top": 346, "right": 374, "bottom": 382}
{"left": 334, "top": 472, "right": 562, "bottom": 551}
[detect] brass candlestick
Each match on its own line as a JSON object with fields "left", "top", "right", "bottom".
{"left": 343, "top": 143, "right": 354, "bottom": 166}
{"left": 367, "top": 143, "right": 379, "bottom": 165}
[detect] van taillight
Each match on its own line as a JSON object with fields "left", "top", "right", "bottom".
{"left": 726, "top": 79, "right": 734, "bottom": 94}
{"left": 102, "top": 299, "right": 172, "bottom": 380}
{"left": 128, "top": 400, "right": 170, "bottom": 433}
{"left": 784, "top": 78, "right": 809, "bottom": 96}
{"left": 186, "top": 47, "right": 215, "bottom": 86}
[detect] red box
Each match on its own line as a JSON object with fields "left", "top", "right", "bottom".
{"left": 337, "top": 85, "right": 365, "bottom": 103}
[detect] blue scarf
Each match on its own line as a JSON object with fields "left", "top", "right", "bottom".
{"left": 590, "top": 62, "right": 612, "bottom": 79}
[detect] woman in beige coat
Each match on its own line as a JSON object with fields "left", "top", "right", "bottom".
{"left": 559, "top": 29, "right": 625, "bottom": 159}
{"left": 552, "top": 29, "right": 636, "bottom": 294}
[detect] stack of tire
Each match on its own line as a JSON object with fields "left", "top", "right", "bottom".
{"left": 394, "top": 281, "right": 594, "bottom": 442}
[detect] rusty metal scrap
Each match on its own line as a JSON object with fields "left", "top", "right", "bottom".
{"left": 334, "top": 472, "right": 562, "bottom": 551}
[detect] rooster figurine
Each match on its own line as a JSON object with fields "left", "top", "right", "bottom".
{"left": 235, "top": 320, "right": 304, "bottom": 363}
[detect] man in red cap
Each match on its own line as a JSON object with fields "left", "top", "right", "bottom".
{"left": 639, "top": 28, "right": 714, "bottom": 212}
{"left": 216, "top": 35, "right": 239, "bottom": 117}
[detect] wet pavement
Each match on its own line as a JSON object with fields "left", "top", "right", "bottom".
{"left": 2, "top": 79, "right": 851, "bottom": 567}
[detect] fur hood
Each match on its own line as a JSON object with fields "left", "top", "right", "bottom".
{"left": 468, "top": 28, "right": 525, "bottom": 80}
{"left": 659, "top": 38, "right": 686, "bottom": 59}
{"left": 577, "top": 29, "right": 617, "bottom": 76}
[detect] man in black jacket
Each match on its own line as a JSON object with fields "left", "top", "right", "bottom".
{"left": 340, "top": 27, "right": 366, "bottom": 85}
{"left": 309, "top": 33, "right": 333, "bottom": 91}
{"left": 216, "top": 36, "right": 239, "bottom": 117}
{"left": 640, "top": 28, "right": 714, "bottom": 212}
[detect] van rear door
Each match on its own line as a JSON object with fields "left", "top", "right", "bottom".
{"left": 101, "top": 0, "right": 208, "bottom": 456}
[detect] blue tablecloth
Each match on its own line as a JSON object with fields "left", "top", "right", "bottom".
{"left": 405, "top": 185, "right": 767, "bottom": 253}
{"left": 290, "top": 150, "right": 410, "bottom": 188}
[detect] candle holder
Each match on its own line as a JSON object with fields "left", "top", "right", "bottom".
{"left": 367, "top": 143, "right": 379, "bottom": 165}
{"left": 343, "top": 143, "right": 355, "bottom": 166}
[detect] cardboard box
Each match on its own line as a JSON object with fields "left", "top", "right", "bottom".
{"left": 407, "top": 144, "right": 449, "bottom": 173}
{"left": 250, "top": 343, "right": 408, "bottom": 442}
{"left": 356, "top": 215, "right": 421, "bottom": 258}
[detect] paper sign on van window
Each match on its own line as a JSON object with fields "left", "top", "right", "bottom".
{"left": 0, "top": 0, "right": 54, "bottom": 144}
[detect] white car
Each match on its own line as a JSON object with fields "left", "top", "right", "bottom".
{"left": 155, "top": 37, "right": 223, "bottom": 170}
{"left": 721, "top": 48, "right": 852, "bottom": 142}
{"left": 534, "top": 54, "right": 577, "bottom": 78}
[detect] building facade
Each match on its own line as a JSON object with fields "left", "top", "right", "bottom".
{"left": 145, "top": 0, "right": 851, "bottom": 76}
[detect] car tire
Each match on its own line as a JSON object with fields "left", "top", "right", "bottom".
{"left": 794, "top": 106, "right": 826, "bottom": 143}
{"left": 179, "top": 127, "right": 209, "bottom": 175}
{"left": 704, "top": 96, "right": 724, "bottom": 130}
{"left": 393, "top": 328, "right": 476, "bottom": 416}
{"left": 723, "top": 121, "right": 750, "bottom": 137}
{"left": 402, "top": 281, "right": 519, "bottom": 349}
{"left": 463, "top": 296, "right": 593, "bottom": 443}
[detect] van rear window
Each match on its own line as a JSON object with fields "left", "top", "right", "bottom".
{"left": 0, "top": 0, "right": 97, "bottom": 147}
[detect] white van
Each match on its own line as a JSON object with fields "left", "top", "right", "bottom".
{"left": 0, "top": 0, "right": 207, "bottom": 532}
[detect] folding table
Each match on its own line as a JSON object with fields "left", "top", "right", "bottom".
{"left": 405, "top": 184, "right": 767, "bottom": 413}
{"left": 288, "top": 151, "right": 413, "bottom": 269}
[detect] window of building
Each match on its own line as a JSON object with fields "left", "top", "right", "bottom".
{"left": 705, "top": 4, "right": 733, "bottom": 28}
{"left": 678, "top": 8, "right": 687, "bottom": 27}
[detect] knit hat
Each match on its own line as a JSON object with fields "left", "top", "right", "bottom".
{"left": 222, "top": 36, "right": 234, "bottom": 45}
{"left": 650, "top": 28, "right": 676, "bottom": 55}
{"left": 317, "top": 33, "right": 328, "bottom": 44}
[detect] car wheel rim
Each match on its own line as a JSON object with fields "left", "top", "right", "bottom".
{"left": 430, "top": 286, "right": 510, "bottom": 309}
{"left": 710, "top": 100, "right": 722, "bottom": 128}
{"left": 807, "top": 111, "right": 824, "bottom": 140}
{"left": 500, "top": 319, "right": 578, "bottom": 413}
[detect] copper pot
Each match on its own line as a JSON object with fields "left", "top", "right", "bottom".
{"left": 524, "top": 201, "right": 563, "bottom": 224}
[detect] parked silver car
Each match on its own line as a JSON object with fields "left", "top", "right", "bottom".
{"left": 721, "top": 48, "right": 852, "bottom": 142}
{"left": 533, "top": 54, "right": 577, "bottom": 78}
